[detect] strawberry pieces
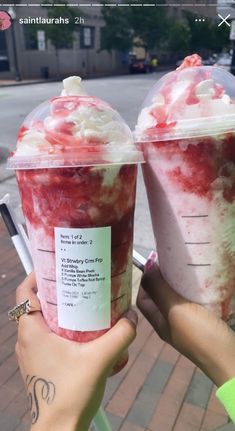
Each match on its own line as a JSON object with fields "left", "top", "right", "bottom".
{"left": 177, "top": 54, "right": 202, "bottom": 70}
{"left": 17, "top": 126, "right": 28, "bottom": 141}
{"left": 51, "top": 97, "right": 80, "bottom": 117}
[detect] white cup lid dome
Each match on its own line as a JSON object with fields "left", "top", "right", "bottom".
{"left": 8, "top": 76, "right": 143, "bottom": 169}
{"left": 135, "top": 54, "right": 235, "bottom": 142}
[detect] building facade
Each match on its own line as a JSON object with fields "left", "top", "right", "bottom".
{"left": 0, "top": 1, "right": 220, "bottom": 80}
{"left": 0, "top": 4, "right": 127, "bottom": 80}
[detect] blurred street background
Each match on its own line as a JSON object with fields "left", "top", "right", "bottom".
{"left": 0, "top": 3, "right": 235, "bottom": 430}
{"left": 0, "top": 74, "right": 160, "bottom": 257}
{"left": 0, "top": 1, "right": 232, "bottom": 80}
{"left": 0, "top": 0, "right": 234, "bottom": 255}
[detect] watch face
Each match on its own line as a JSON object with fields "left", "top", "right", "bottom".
{"left": 0, "top": 11, "right": 12, "bottom": 31}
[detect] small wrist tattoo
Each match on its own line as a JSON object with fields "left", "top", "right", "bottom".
{"left": 26, "top": 375, "right": 56, "bottom": 425}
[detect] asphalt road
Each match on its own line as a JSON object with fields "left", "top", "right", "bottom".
{"left": 0, "top": 72, "right": 166, "bottom": 256}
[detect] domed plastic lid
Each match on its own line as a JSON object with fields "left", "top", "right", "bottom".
{"left": 135, "top": 54, "right": 235, "bottom": 142}
{"left": 8, "top": 77, "right": 143, "bottom": 169}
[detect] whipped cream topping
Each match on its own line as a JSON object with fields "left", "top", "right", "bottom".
{"left": 136, "top": 56, "right": 235, "bottom": 141}
{"left": 60, "top": 76, "right": 87, "bottom": 97}
{"left": 13, "top": 76, "right": 139, "bottom": 165}
{"left": 15, "top": 130, "right": 49, "bottom": 156}
{"left": 195, "top": 79, "right": 215, "bottom": 99}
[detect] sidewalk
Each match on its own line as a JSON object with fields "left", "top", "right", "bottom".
{"left": 0, "top": 68, "right": 173, "bottom": 88}
{"left": 0, "top": 79, "right": 53, "bottom": 88}
{"left": 0, "top": 219, "right": 233, "bottom": 431}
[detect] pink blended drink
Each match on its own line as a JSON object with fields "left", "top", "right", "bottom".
{"left": 135, "top": 55, "right": 235, "bottom": 323}
{"left": 9, "top": 77, "right": 142, "bottom": 345}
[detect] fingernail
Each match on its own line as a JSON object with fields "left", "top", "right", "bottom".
{"left": 144, "top": 250, "right": 158, "bottom": 272}
{"left": 124, "top": 309, "right": 138, "bottom": 326}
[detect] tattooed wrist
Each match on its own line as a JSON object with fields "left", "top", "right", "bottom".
{"left": 26, "top": 375, "right": 56, "bottom": 425}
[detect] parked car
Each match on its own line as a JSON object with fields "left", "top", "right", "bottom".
{"left": 215, "top": 53, "right": 232, "bottom": 72}
{"left": 129, "top": 59, "right": 149, "bottom": 74}
{"left": 202, "top": 54, "right": 217, "bottom": 66}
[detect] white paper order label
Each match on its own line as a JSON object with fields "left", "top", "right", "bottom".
{"left": 55, "top": 226, "right": 111, "bottom": 331}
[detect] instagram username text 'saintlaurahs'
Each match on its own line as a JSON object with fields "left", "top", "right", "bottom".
{"left": 18, "top": 16, "right": 84, "bottom": 25}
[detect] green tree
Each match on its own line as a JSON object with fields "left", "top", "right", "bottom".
{"left": 167, "top": 20, "right": 191, "bottom": 55}
{"left": 101, "top": 4, "right": 132, "bottom": 51}
{"left": 129, "top": 0, "right": 169, "bottom": 52}
{"left": 28, "top": 0, "right": 80, "bottom": 76}
{"left": 42, "top": 0, "right": 79, "bottom": 50}
{"left": 210, "top": 21, "right": 230, "bottom": 53}
{"left": 101, "top": 0, "right": 169, "bottom": 54}
{"left": 185, "top": 11, "right": 230, "bottom": 54}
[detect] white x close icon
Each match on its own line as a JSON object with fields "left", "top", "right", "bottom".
{"left": 218, "top": 13, "right": 231, "bottom": 27}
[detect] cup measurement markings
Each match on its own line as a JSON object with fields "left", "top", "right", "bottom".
{"left": 47, "top": 296, "right": 125, "bottom": 306}
{"left": 37, "top": 248, "right": 55, "bottom": 253}
{"left": 181, "top": 214, "right": 211, "bottom": 267}
{"left": 111, "top": 293, "right": 126, "bottom": 303}
{"left": 111, "top": 269, "right": 127, "bottom": 278}
{"left": 112, "top": 241, "right": 129, "bottom": 248}
{"left": 185, "top": 242, "right": 210, "bottom": 245}
{"left": 40, "top": 237, "right": 128, "bottom": 307}
{"left": 181, "top": 214, "right": 208, "bottom": 218}
{"left": 46, "top": 300, "right": 57, "bottom": 306}
{"left": 42, "top": 277, "right": 56, "bottom": 282}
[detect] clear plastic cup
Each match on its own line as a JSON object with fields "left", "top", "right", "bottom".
{"left": 135, "top": 56, "right": 235, "bottom": 324}
{"left": 8, "top": 94, "right": 143, "bottom": 344}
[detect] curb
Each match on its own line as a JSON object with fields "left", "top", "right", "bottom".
{"left": 0, "top": 68, "right": 174, "bottom": 88}
{"left": 0, "top": 79, "right": 58, "bottom": 88}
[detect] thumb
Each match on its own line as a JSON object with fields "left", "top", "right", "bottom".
{"left": 94, "top": 309, "right": 138, "bottom": 369}
{"left": 141, "top": 263, "right": 185, "bottom": 319}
